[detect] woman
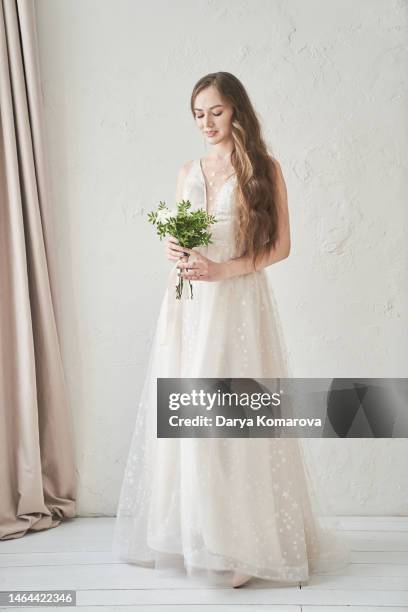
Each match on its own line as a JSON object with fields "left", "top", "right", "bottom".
{"left": 112, "top": 72, "right": 350, "bottom": 588}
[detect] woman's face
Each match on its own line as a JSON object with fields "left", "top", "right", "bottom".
{"left": 193, "top": 86, "right": 234, "bottom": 146}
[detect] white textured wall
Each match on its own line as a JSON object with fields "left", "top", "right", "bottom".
{"left": 34, "top": 0, "right": 408, "bottom": 516}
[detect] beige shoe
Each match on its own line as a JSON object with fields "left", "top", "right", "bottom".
{"left": 232, "top": 572, "right": 252, "bottom": 588}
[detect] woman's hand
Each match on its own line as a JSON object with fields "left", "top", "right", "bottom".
{"left": 176, "top": 246, "right": 225, "bottom": 282}
{"left": 165, "top": 236, "right": 188, "bottom": 261}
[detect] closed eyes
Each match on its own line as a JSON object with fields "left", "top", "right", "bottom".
{"left": 196, "top": 112, "right": 222, "bottom": 118}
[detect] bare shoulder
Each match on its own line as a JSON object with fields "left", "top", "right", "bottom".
{"left": 268, "top": 155, "right": 286, "bottom": 186}
{"left": 267, "top": 155, "right": 288, "bottom": 209}
{"left": 268, "top": 155, "right": 284, "bottom": 177}
{"left": 175, "top": 159, "right": 195, "bottom": 201}
{"left": 178, "top": 159, "right": 195, "bottom": 179}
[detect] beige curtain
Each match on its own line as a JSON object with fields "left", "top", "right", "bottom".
{"left": 0, "top": 0, "right": 76, "bottom": 539}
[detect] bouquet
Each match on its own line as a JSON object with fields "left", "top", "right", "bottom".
{"left": 148, "top": 200, "right": 216, "bottom": 299}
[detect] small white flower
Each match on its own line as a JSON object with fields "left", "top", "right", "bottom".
{"left": 156, "top": 208, "right": 175, "bottom": 223}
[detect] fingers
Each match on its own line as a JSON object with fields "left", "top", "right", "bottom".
{"left": 166, "top": 248, "right": 179, "bottom": 261}
{"left": 165, "top": 236, "right": 198, "bottom": 263}
{"left": 165, "top": 236, "right": 187, "bottom": 261}
{"left": 180, "top": 271, "right": 203, "bottom": 280}
{"left": 167, "top": 248, "right": 184, "bottom": 260}
{"left": 177, "top": 261, "right": 198, "bottom": 269}
{"left": 168, "top": 237, "right": 192, "bottom": 253}
{"left": 166, "top": 237, "right": 190, "bottom": 254}
{"left": 167, "top": 236, "right": 180, "bottom": 248}
{"left": 178, "top": 261, "right": 205, "bottom": 280}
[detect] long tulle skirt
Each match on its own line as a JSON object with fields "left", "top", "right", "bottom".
{"left": 112, "top": 269, "right": 351, "bottom": 585}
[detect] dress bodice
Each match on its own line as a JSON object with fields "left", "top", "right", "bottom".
{"left": 182, "top": 159, "right": 241, "bottom": 262}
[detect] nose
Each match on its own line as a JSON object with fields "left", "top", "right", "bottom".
{"left": 203, "top": 116, "right": 214, "bottom": 129}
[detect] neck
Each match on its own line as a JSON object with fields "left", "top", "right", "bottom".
{"left": 207, "top": 140, "right": 234, "bottom": 162}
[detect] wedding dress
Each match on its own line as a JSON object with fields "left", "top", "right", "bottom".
{"left": 112, "top": 158, "right": 351, "bottom": 586}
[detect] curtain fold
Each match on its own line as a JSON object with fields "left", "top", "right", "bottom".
{"left": 0, "top": 0, "right": 76, "bottom": 540}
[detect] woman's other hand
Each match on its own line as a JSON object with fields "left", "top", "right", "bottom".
{"left": 176, "top": 247, "right": 226, "bottom": 282}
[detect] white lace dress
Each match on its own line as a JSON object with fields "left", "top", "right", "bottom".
{"left": 112, "top": 158, "right": 351, "bottom": 585}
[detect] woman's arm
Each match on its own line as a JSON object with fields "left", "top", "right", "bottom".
{"left": 221, "top": 156, "right": 290, "bottom": 280}
{"left": 165, "top": 161, "right": 194, "bottom": 262}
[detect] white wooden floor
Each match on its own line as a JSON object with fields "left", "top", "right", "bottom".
{"left": 0, "top": 517, "right": 407, "bottom": 611}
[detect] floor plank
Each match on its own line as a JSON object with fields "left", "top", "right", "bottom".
{"left": 0, "top": 517, "right": 407, "bottom": 610}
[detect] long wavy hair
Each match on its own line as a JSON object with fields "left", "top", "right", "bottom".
{"left": 190, "top": 71, "right": 280, "bottom": 270}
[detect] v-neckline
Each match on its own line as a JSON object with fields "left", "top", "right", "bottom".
{"left": 198, "top": 158, "right": 236, "bottom": 214}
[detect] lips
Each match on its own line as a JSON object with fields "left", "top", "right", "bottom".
{"left": 206, "top": 131, "right": 218, "bottom": 136}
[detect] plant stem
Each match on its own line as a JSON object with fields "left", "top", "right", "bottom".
{"left": 175, "top": 252, "right": 194, "bottom": 300}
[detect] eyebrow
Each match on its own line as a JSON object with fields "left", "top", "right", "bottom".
{"left": 193, "top": 104, "right": 223, "bottom": 111}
